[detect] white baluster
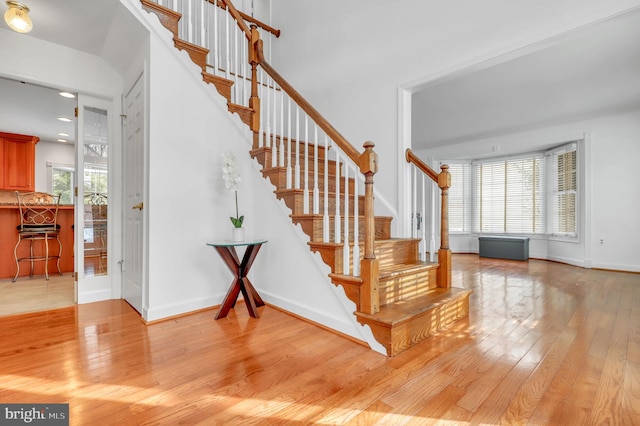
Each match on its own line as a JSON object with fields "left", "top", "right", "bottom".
{"left": 187, "top": 0, "right": 193, "bottom": 43}
{"left": 286, "top": 98, "right": 292, "bottom": 189}
{"left": 343, "top": 162, "right": 350, "bottom": 274}
{"left": 258, "top": 69, "right": 264, "bottom": 147}
{"left": 412, "top": 166, "right": 417, "bottom": 238}
{"left": 312, "top": 125, "right": 319, "bottom": 215}
{"left": 200, "top": 0, "right": 206, "bottom": 48}
{"left": 234, "top": 26, "right": 239, "bottom": 103}
{"left": 271, "top": 84, "right": 277, "bottom": 168}
{"left": 334, "top": 149, "right": 341, "bottom": 244}
{"left": 243, "top": 31, "right": 247, "bottom": 105}
{"left": 213, "top": 0, "right": 219, "bottom": 75}
{"left": 279, "top": 90, "right": 284, "bottom": 167}
{"left": 294, "top": 106, "right": 300, "bottom": 189}
{"left": 265, "top": 76, "right": 271, "bottom": 151}
{"left": 323, "top": 135, "right": 330, "bottom": 243}
{"left": 224, "top": 11, "right": 230, "bottom": 80}
{"left": 303, "top": 116, "right": 309, "bottom": 214}
{"left": 302, "top": 114, "right": 309, "bottom": 214}
{"left": 352, "top": 170, "right": 359, "bottom": 276}
{"left": 421, "top": 173, "right": 426, "bottom": 261}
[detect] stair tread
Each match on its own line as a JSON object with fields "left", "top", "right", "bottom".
{"left": 379, "top": 261, "right": 439, "bottom": 278}
{"left": 356, "top": 287, "right": 472, "bottom": 326}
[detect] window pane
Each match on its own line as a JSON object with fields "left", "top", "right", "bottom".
{"left": 52, "top": 168, "right": 73, "bottom": 204}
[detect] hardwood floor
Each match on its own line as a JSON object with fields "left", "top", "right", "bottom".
{"left": 0, "top": 274, "right": 74, "bottom": 317}
{"left": 0, "top": 254, "right": 638, "bottom": 425}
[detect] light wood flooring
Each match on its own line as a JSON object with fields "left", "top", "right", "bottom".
{"left": 0, "top": 254, "right": 638, "bottom": 425}
{"left": 0, "top": 274, "right": 74, "bottom": 317}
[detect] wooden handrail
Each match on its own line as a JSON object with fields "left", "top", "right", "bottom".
{"left": 406, "top": 148, "right": 438, "bottom": 183}
{"left": 217, "top": 0, "right": 251, "bottom": 39}
{"left": 215, "top": 0, "right": 280, "bottom": 38}
{"left": 254, "top": 40, "right": 362, "bottom": 166}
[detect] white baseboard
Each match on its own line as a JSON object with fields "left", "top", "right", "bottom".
{"left": 143, "top": 292, "right": 225, "bottom": 322}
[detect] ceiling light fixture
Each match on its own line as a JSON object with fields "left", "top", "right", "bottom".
{"left": 57, "top": 117, "right": 72, "bottom": 122}
{"left": 56, "top": 139, "right": 67, "bottom": 143}
{"left": 59, "top": 91, "right": 75, "bottom": 99}
{"left": 4, "top": 1, "right": 32, "bottom": 34}
{"left": 58, "top": 132, "right": 69, "bottom": 137}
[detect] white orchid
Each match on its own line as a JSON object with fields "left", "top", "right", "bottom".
{"left": 222, "top": 151, "right": 243, "bottom": 228}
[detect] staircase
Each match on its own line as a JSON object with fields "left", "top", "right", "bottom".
{"left": 140, "top": 0, "right": 471, "bottom": 356}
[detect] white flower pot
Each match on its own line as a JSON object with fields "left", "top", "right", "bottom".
{"left": 232, "top": 227, "right": 244, "bottom": 242}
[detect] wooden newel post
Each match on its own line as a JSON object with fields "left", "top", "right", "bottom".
{"left": 437, "top": 164, "right": 451, "bottom": 288}
{"left": 249, "top": 25, "right": 261, "bottom": 141}
{"left": 359, "top": 141, "right": 379, "bottom": 314}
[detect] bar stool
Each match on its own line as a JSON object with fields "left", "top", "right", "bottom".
{"left": 13, "top": 191, "right": 63, "bottom": 281}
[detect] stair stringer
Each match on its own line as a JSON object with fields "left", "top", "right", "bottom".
{"left": 248, "top": 156, "right": 386, "bottom": 355}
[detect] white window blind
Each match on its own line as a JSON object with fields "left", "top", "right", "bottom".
{"left": 546, "top": 143, "right": 577, "bottom": 237}
{"left": 446, "top": 162, "right": 471, "bottom": 233}
{"left": 473, "top": 155, "right": 544, "bottom": 234}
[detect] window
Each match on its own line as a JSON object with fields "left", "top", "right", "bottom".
{"left": 445, "top": 140, "right": 579, "bottom": 237}
{"left": 47, "top": 163, "right": 75, "bottom": 204}
{"left": 447, "top": 162, "right": 471, "bottom": 233}
{"left": 473, "top": 155, "right": 544, "bottom": 234}
{"left": 546, "top": 143, "right": 577, "bottom": 237}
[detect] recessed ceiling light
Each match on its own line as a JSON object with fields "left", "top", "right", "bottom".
{"left": 59, "top": 91, "right": 75, "bottom": 99}
{"left": 57, "top": 139, "right": 68, "bottom": 143}
{"left": 57, "top": 117, "right": 72, "bottom": 122}
{"left": 58, "top": 132, "right": 69, "bottom": 137}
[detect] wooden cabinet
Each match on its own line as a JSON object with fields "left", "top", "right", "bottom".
{"left": 0, "top": 132, "right": 39, "bottom": 192}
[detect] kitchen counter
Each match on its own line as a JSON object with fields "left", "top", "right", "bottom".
{"left": 0, "top": 206, "right": 74, "bottom": 279}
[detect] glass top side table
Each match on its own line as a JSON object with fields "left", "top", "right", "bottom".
{"left": 207, "top": 239, "right": 267, "bottom": 319}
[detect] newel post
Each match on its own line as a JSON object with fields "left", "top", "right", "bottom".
{"left": 437, "top": 164, "right": 451, "bottom": 288}
{"left": 359, "top": 141, "right": 379, "bottom": 314}
{"left": 249, "top": 25, "right": 261, "bottom": 145}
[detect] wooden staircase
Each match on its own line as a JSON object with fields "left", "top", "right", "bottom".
{"left": 140, "top": 0, "right": 471, "bottom": 356}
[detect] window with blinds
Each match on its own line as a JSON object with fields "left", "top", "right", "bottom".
{"left": 444, "top": 140, "right": 578, "bottom": 237}
{"left": 446, "top": 162, "right": 471, "bottom": 233}
{"left": 473, "top": 155, "right": 545, "bottom": 234}
{"left": 546, "top": 143, "right": 577, "bottom": 237}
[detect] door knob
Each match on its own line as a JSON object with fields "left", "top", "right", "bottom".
{"left": 132, "top": 202, "right": 144, "bottom": 210}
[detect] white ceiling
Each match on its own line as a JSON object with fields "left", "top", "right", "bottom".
{"left": 0, "top": 0, "right": 132, "bottom": 144}
{"left": 1, "top": 2, "right": 639, "bottom": 150}
{"left": 412, "top": 7, "right": 640, "bottom": 151}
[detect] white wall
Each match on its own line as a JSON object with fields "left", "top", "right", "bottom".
{"left": 269, "top": 0, "right": 640, "bottom": 221}
{"left": 135, "top": 2, "right": 376, "bottom": 348}
{"left": 425, "top": 108, "right": 640, "bottom": 272}
{"left": 34, "top": 141, "right": 75, "bottom": 193}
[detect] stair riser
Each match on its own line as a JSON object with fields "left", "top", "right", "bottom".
{"left": 309, "top": 238, "right": 418, "bottom": 275}
{"left": 379, "top": 268, "right": 438, "bottom": 306}
{"left": 293, "top": 216, "right": 392, "bottom": 244}
{"left": 251, "top": 142, "right": 331, "bottom": 166}
{"left": 278, "top": 190, "right": 365, "bottom": 216}
{"left": 357, "top": 291, "right": 471, "bottom": 356}
{"left": 262, "top": 168, "right": 356, "bottom": 193}
{"left": 252, "top": 150, "right": 338, "bottom": 173}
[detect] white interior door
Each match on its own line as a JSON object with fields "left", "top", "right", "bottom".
{"left": 122, "top": 74, "right": 145, "bottom": 314}
{"left": 75, "top": 95, "right": 112, "bottom": 299}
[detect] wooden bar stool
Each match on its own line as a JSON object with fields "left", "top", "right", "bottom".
{"left": 13, "top": 191, "right": 63, "bottom": 281}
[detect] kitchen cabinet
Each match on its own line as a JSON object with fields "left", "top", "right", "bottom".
{"left": 0, "top": 132, "right": 39, "bottom": 191}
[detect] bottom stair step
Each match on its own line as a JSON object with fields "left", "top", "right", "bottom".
{"left": 355, "top": 287, "right": 472, "bottom": 357}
